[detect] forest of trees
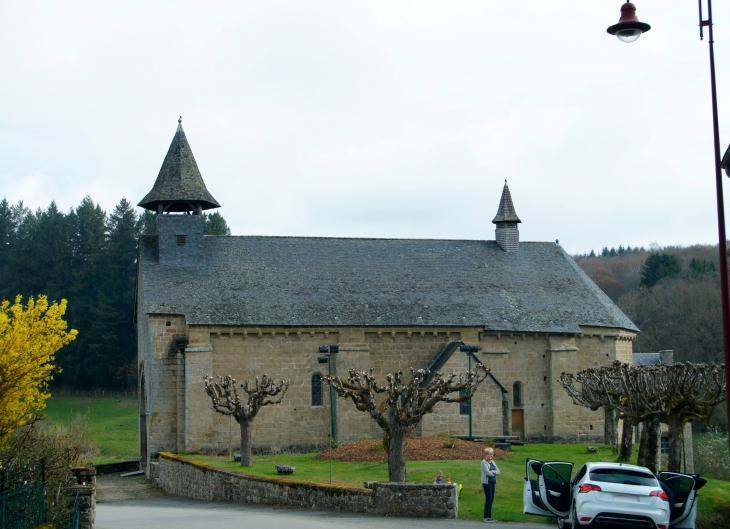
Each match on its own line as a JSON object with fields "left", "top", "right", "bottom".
{"left": 0, "top": 196, "right": 229, "bottom": 389}
{"left": 576, "top": 244, "right": 724, "bottom": 366}
{"left": 577, "top": 244, "right": 728, "bottom": 429}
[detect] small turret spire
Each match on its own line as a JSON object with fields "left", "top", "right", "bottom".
{"left": 492, "top": 182, "right": 521, "bottom": 252}
{"left": 492, "top": 181, "right": 521, "bottom": 224}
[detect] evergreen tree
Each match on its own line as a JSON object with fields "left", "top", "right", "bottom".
{"left": 639, "top": 253, "right": 683, "bottom": 289}
{"left": 204, "top": 212, "right": 230, "bottom": 235}
{"left": 137, "top": 210, "right": 157, "bottom": 235}
{"left": 689, "top": 258, "right": 717, "bottom": 277}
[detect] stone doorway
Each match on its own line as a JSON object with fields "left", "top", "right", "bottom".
{"left": 511, "top": 409, "right": 524, "bottom": 440}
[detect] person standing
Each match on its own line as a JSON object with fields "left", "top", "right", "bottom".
{"left": 481, "top": 447, "right": 500, "bottom": 523}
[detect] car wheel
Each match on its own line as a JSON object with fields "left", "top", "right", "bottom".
{"left": 558, "top": 517, "right": 572, "bottom": 529}
{"left": 572, "top": 504, "right": 579, "bottom": 527}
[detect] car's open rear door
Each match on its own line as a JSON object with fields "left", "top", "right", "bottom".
{"left": 524, "top": 459, "right": 554, "bottom": 517}
{"left": 659, "top": 472, "right": 707, "bottom": 528}
{"left": 537, "top": 461, "right": 574, "bottom": 518}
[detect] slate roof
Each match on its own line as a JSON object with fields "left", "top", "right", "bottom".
{"left": 633, "top": 353, "right": 661, "bottom": 366}
{"left": 138, "top": 120, "right": 220, "bottom": 212}
{"left": 136, "top": 235, "right": 638, "bottom": 334}
{"left": 492, "top": 182, "right": 521, "bottom": 224}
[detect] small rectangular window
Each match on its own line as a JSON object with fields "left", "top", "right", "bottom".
{"left": 661, "top": 436, "right": 669, "bottom": 455}
{"left": 459, "top": 389, "right": 470, "bottom": 415}
{"left": 176, "top": 235, "right": 187, "bottom": 246}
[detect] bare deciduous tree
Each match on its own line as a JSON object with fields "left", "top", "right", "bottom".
{"left": 325, "top": 364, "right": 488, "bottom": 482}
{"left": 203, "top": 374, "right": 290, "bottom": 466}
{"left": 560, "top": 361, "right": 726, "bottom": 473}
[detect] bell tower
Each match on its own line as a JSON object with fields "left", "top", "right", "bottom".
{"left": 138, "top": 119, "right": 220, "bottom": 266}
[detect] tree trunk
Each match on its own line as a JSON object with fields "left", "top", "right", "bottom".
{"left": 388, "top": 427, "right": 408, "bottom": 482}
{"left": 637, "top": 418, "right": 660, "bottom": 474}
{"left": 240, "top": 420, "right": 253, "bottom": 467}
{"left": 604, "top": 407, "right": 619, "bottom": 454}
{"left": 619, "top": 416, "right": 633, "bottom": 462}
{"left": 667, "top": 414, "right": 684, "bottom": 473}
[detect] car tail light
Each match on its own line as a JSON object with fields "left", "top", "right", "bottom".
{"left": 578, "top": 483, "right": 602, "bottom": 493}
{"left": 651, "top": 490, "right": 669, "bottom": 501}
{"left": 580, "top": 517, "right": 592, "bottom": 522}
{"left": 657, "top": 525, "right": 667, "bottom": 529}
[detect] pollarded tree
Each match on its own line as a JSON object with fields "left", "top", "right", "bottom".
{"left": 560, "top": 361, "right": 727, "bottom": 473}
{"left": 325, "top": 364, "right": 488, "bottom": 482}
{"left": 203, "top": 374, "right": 290, "bottom": 466}
{"left": 651, "top": 362, "right": 725, "bottom": 471}
{"left": 559, "top": 363, "right": 650, "bottom": 466}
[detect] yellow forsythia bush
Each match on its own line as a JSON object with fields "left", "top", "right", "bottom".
{"left": 0, "top": 295, "right": 77, "bottom": 446}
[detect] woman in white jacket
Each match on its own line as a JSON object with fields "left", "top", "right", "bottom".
{"left": 481, "top": 447, "right": 500, "bottom": 523}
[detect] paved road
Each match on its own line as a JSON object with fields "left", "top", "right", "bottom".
{"left": 96, "top": 497, "right": 550, "bottom": 529}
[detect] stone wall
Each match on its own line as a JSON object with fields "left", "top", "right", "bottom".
{"left": 139, "top": 317, "right": 635, "bottom": 457}
{"left": 69, "top": 467, "right": 96, "bottom": 529}
{"left": 152, "top": 453, "right": 459, "bottom": 518}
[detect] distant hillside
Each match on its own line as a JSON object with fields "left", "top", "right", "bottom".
{"left": 575, "top": 244, "right": 723, "bottom": 365}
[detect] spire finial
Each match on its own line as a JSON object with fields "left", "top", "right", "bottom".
{"left": 178, "top": 115, "right": 182, "bottom": 124}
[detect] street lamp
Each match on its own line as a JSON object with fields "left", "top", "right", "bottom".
{"left": 459, "top": 343, "right": 481, "bottom": 441}
{"left": 607, "top": 0, "right": 730, "bottom": 454}
{"left": 318, "top": 344, "right": 339, "bottom": 443}
{"left": 607, "top": 2, "right": 651, "bottom": 43}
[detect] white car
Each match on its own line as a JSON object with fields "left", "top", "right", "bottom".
{"left": 523, "top": 459, "right": 707, "bottom": 529}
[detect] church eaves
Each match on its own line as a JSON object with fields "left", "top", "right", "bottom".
{"left": 492, "top": 181, "right": 521, "bottom": 224}
{"left": 138, "top": 119, "right": 220, "bottom": 214}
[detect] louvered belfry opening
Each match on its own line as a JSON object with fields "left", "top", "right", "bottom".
{"left": 492, "top": 182, "right": 521, "bottom": 253}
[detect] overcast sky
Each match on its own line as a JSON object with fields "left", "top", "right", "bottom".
{"left": 2, "top": 1, "right": 730, "bottom": 255}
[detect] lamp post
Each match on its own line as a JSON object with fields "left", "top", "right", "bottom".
{"left": 459, "top": 343, "right": 481, "bottom": 441}
{"left": 318, "top": 344, "right": 339, "bottom": 443}
{"left": 606, "top": 0, "right": 730, "bottom": 453}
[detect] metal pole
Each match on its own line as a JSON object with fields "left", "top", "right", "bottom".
{"left": 328, "top": 356, "right": 336, "bottom": 442}
{"left": 468, "top": 352, "right": 473, "bottom": 441}
{"left": 703, "top": 0, "right": 730, "bottom": 454}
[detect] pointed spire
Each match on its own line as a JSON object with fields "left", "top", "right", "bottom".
{"left": 138, "top": 120, "right": 220, "bottom": 214}
{"left": 492, "top": 180, "right": 521, "bottom": 224}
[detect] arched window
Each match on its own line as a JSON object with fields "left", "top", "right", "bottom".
{"left": 311, "top": 374, "right": 323, "bottom": 406}
{"left": 513, "top": 381, "right": 522, "bottom": 407}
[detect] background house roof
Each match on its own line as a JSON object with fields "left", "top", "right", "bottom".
{"left": 137, "top": 235, "right": 638, "bottom": 333}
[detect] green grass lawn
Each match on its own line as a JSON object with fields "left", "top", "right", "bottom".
{"left": 188, "top": 443, "right": 730, "bottom": 523}
{"left": 43, "top": 396, "right": 138, "bottom": 463}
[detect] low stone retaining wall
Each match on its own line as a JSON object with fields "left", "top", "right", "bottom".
{"left": 152, "top": 453, "right": 458, "bottom": 518}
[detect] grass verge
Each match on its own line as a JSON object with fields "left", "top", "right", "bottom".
{"left": 43, "top": 396, "right": 138, "bottom": 463}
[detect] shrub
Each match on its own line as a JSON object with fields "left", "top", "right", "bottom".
{"left": 330, "top": 438, "right": 340, "bottom": 449}
{"left": 694, "top": 428, "right": 730, "bottom": 481}
{"left": 357, "top": 434, "right": 372, "bottom": 441}
{"left": 483, "top": 438, "right": 496, "bottom": 448}
{"left": 443, "top": 437, "right": 456, "bottom": 449}
{"left": 369, "top": 439, "right": 384, "bottom": 450}
{"left": 437, "top": 431, "right": 451, "bottom": 438}
{"left": 0, "top": 415, "right": 96, "bottom": 523}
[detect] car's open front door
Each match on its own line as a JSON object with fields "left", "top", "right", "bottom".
{"left": 537, "top": 461, "right": 574, "bottom": 518}
{"left": 524, "top": 459, "right": 554, "bottom": 517}
{"left": 659, "top": 472, "right": 707, "bottom": 528}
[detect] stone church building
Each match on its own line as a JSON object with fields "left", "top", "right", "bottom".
{"left": 135, "top": 121, "right": 638, "bottom": 466}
